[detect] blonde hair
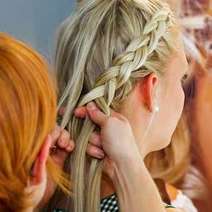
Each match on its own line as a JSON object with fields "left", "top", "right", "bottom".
{"left": 55, "top": 0, "right": 180, "bottom": 211}
{"left": 0, "top": 33, "right": 69, "bottom": 211}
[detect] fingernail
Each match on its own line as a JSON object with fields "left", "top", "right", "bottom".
{"left": 87, "top": 102, "right": 96, "bottom": 110}
{"left": 59, "top": 138, "right": 66, "bottom": 147}
{"left": 67, "top": 143, "right": 74, "bottom": 151}
{"left": 97, "top": 150, "right": 105, "bottom": 159}
{"left": 74, "top": 108, "right": 80, "bottom": 115}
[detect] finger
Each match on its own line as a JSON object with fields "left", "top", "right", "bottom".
{"left": 50, "top": 125, "right": 62, "bottom": 145}
{"left": 58, "top": 107, "right": 66, "bottom": 116}
{"left": 86, "top": 143, "right": 105, "bottom": 159}
{"left": 65, "top": 139, "right": 75, "bottom": 152}
{"left": 51, "top": 148, "right": 67, "bottom": 167}
{"left": 58, "top": 129, "right": 70, "bottom": 149}
{"left": 89, "top": 132, "right": 102, "bottom": 148}
{"left": 74, "top": 106, "right": 87, "bottom": 118}
{"left": 86, "top": 102, "right": 108, "bottom": 126}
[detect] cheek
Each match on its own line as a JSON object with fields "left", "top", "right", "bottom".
{"left": 160, "top": 83, "right": 185, "bottom": 143}
{"left": 162, "top": 81, "right": 184, "bottom": 117}
{"left": 166, "top": 84, "right": 185, "bottom": 137}
{"left": 176, "top": 84, "right": 185, "bottom": 118}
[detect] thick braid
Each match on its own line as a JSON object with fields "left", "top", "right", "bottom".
{"left": 79, "top": 10, "right": 171, "bottom": 108}
{"left": 71, "top": 8, "right": 172, "bottom": 212}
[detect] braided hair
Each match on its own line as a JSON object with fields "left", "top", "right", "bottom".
{"left": 55, "top": 0, "right": 178, "bottom": 211}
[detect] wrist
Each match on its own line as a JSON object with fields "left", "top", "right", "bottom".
{"left": 113, "top": 146, "right": 143, "bottom": 168}
{"left": 111, "top": 154, "right": 147, "bottom": 188}
{"left": 110, "top": 156, "right": 165, "bottom": 212}
{"left": 115, "top": 152, "right": 144, "bottom": 172}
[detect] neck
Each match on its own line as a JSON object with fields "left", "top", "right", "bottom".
{"left": 100, "top": 174, "right": 116, "bottom": 199}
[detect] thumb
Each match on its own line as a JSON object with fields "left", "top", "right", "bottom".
{"left": 86, "top": 102, "right": 108, "bottom": 126}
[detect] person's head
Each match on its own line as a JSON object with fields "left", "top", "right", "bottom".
{"left": 55, "top": 0, "right": 188, "bottom": 210}
{"left": 0, "top": 33, "right": 68, "bottom": 211}
{"left": 57, "top": 0, "right": 188, "bottom": 156}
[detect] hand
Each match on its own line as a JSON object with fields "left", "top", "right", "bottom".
{"left": 39, "top": 120, "right": 107, "bottom": 208}
{"left": 75, "top": 103, "right": 174, "bottom": 212}
{"left": 49, "top": 125, "right": 74, "bottom": 168}
{"left": 75, "top": 102, "right": 141, "bottom": 177}
{"left": 37, "top": 126, "right": 74, "bottom": 208}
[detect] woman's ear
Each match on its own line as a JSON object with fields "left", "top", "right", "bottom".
{"left": 24, "top": 135, "right": 52, "bottom": 209}
{"left": 137, "top": 73, "right": 159, "bottom": 112}
{"left": 30, "top": 135, "right": 52, "bottom": 185}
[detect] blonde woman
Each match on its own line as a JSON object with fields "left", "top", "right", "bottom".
{"left": 49, "top": 0, "right": 194, "bottom": 211}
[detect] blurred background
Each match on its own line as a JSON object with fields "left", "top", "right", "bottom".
{"left": 0, "top": 0, "right": 75, "bottom": 58}
{"left": 0, "top": 0, "right": 211, "bottom": 211}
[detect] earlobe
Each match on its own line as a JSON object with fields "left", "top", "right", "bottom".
{"left": 154, "top": 105, "right": 160, "bottom": 112}
{"left": 153, "top": 87, "right": 160, "bottom": 113}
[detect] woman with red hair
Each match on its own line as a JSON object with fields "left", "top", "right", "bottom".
{"left": 0, "top": 33, "right": 73, "bottom": 211}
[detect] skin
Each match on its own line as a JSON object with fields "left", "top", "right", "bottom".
{"left": 83, "top": 102, "right": 167, "bottom": 212}
{"left": 37, "top": 126, "right": 75, "bottom": 209}
{"left": 24, "top": 127, "right": 75, "bottom": 212}
{"left": 24, "top": 136, "right": 51, "bottom": 212}
{"left": 122, "top": 50, "right": 188, "bottom": 156}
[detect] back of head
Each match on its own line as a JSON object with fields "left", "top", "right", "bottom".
{"left": 55, "top": 0, "right": 179, "bottom": 211}
{"left": 0, "top": 33, "right": 65, "bottom": 211}
{"left": 57, "top": 0, "right": 178, "bottom": 120}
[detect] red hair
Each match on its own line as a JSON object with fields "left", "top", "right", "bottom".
{"left": 0, "top": 33, "right": 69, "bottom": 211}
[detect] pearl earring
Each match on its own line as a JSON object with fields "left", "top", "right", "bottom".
{"left": 154, "top": 106, "right": 159, "bottom": 112}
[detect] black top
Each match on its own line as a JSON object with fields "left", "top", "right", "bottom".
{"left": 53, "top": 193, "right": 175, "bottom": 212}
{"left": 101, "top": 194, "right": 119, "bottom": 212}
